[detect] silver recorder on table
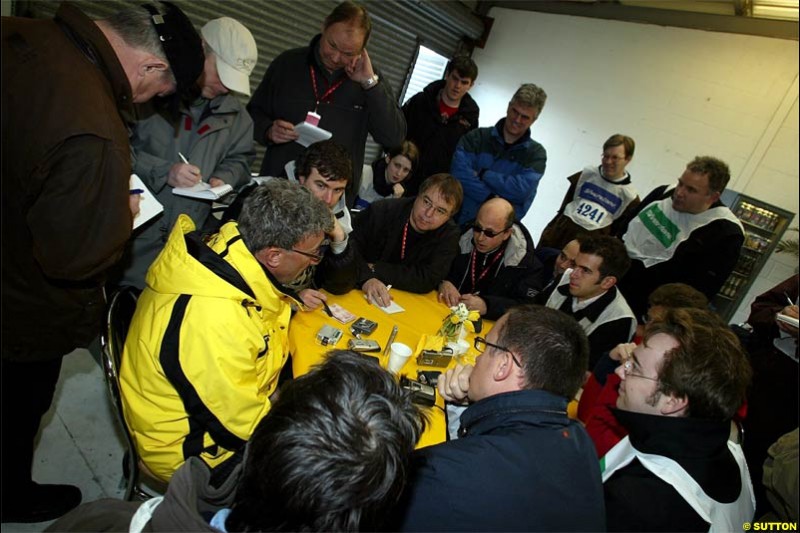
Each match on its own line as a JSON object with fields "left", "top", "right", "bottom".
{"left": 416, "top": 347, "right": 455, "bottom": 368}
{"left": 350, "top": 317, "right": 378, "bottom": 337}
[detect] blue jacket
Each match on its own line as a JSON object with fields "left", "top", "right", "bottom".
{"left": 393, "top": 390, "right": 606, "bottom": 532}
{"left": 451, "top": 119, "right": 547, "bottom": 225}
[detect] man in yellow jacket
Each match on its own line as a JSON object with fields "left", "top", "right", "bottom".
{"left": 120, "top": 180, "right": 332, "bottom": 483}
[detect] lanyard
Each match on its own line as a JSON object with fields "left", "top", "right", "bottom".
{"left": 401, "top": 220, "right": 410, "bottom": 260}
{"left": 469, "top": 247, "right": 504, "bottom": 292}
{"left": 309, "top": 65, "right": 346, "bottom": 111}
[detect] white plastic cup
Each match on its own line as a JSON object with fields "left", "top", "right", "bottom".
{"left": 387, "top": 342, "right": 413, "bottom": 374}
{"left": 446, "top": 339, "right": 470, "bottom": 356}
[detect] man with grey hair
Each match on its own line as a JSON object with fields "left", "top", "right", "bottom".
{"left": 450, "top": 83, "right": 548, "bottom": 225}
{"left": 392, "top": 305, "right": 605, "bottom": 531}
{"left": 119, "top": 180, "right": 333, "bottom": 485}
{"left": 2, "top": 2, "right": 202, "bottom": 522}
{"left": 116, "top": 16, "right": 259, "bottom": 290}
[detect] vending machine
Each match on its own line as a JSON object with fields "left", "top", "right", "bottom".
{"left": 712, "top": 191, "right": 795, "bottom": 321}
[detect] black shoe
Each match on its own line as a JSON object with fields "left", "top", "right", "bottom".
{"left": 1, "top": 482, "right": 82, "bottom": 523}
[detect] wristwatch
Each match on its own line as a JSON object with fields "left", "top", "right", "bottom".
{"left": 362, "top": 74, "right": 379, "bottom": 90}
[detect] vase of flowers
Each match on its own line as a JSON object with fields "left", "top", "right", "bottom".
{"left": 438, "top": 303, "right": 480, "bottom": 343}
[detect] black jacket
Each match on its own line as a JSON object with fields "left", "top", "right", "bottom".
{"left": 446, "top": 222, "right": 545, "bottom": 320}
{"left": 247, "top": 34, "right": 405, "bottom": 207}
{"left": 605, "top": 409, "right": 744, "bottom": 532}
{"left": 393, "top": 390, "right": 606, "bottom": 532}
{"left": 351, "top": 198, "right": 459, "bottom": 293}
{"left": 402, "top": 79, "right": 479, "bottom": 195}
{"left": 615, "top": 185, "right": 744, "bottom": 320}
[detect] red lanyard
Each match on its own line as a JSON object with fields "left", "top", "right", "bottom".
{"left": 401, "top": 221, "right": 409, "bottom": 260}
{"left": 469, "top": 247, "right": 504, "bottom": 292}
{"left": 309, "top": 65, "right": 345, "bottom": 110}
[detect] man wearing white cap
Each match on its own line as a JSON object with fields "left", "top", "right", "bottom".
{"left": 115, "top": 17, "right": 259, "bottom": 289}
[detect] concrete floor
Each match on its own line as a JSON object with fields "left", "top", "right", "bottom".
{"left": 1, "top": 347, "right": 127, "bottom": 533}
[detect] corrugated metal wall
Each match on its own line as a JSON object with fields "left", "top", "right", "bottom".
{"left": 20, "top": 0, "right": 483, "bottom": 170}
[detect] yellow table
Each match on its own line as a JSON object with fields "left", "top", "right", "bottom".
{"left": 288, "top": 289, "right": 494, "bottom": 448}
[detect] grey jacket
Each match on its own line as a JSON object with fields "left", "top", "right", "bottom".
{"left": 117, "top": 94, "right": 255, "bottom": 289}
{"left": 46, "top": 457, "right": 237, "bottom": 532}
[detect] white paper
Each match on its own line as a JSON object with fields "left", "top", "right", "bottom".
{"left": 377, "top": 300, "right": 405, "bottom": 314}
{"left": 294, "top": 121, "right": 333, "bottom": 148}
{"left": 776, "top": 313, "right": 799, "bottom": 328}
{"left": 130, "top": 174, "right": 163, "bottom": 230}
{"left": 172, "top": 181, "right": 233, "bottom": 200}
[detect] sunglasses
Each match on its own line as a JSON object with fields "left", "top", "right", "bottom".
{"left": 472, "top": 224, "right": 510, "bottom": 239}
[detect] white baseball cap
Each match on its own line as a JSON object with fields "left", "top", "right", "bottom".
{"left": 201, "top": 18, "right": 257, "bottom": 96}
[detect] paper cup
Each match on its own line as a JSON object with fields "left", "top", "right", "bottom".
{"left": 387, "top": 342, "right": 413, "bottom": 374}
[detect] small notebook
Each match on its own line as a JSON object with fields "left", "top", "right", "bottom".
{"left": 173, "top": 182, "right": 233, "bottom": 200}
{"left": 776, "top": 313, "right": 799, "bottom": 328}
{"left": 130, "top": 174, "right": 163, "bottom": 230}
{"left": 294, "top": 121, "right": 333, "bottom": 148}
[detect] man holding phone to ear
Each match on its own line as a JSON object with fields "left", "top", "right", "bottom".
{"left": 247, "top": 1, "right": 405, "bottom": 207}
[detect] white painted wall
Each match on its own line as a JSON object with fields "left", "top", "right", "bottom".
{"left": 470, "top": 7, "right": 799, "bottom": 320}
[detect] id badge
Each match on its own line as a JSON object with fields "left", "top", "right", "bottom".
{"left": 305, "top": 111, "right": 321, "bottom": 126}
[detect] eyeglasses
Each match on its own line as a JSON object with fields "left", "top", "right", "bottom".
{"left": 601, "top": 154, "right": 626, "bottom": 162}
{"left": 287, "top": 245, "right": 328, "bottom": 264}
{"left": 474, "top": 336, "right": 522, "bottom": 368}
{"left": 621, "top": 359, "right": 658, "bottom": 382}
{"left": 472, "top": 224, "right": 510, "bottom": 238}
{"left": 420, "top": 195, "right": 451, "bottom": 217}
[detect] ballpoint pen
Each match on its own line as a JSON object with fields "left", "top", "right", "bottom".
{"left": 321, "top": 299, "right": 333, "bottom": 317}
{"left": 178, "top": 152, "right": 190, "bottom": 165}
{"left": 785, "top": 292, "right": 795, "bottom": 306}
{"left": 383, "top": 325, "right": 398, "bottom": 358}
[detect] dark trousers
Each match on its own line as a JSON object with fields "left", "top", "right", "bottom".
{"left": 1, "top": 356, "right": 64, "bottom": 498}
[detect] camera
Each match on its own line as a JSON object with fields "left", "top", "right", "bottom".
{"left": 347, "top": 339, "right": 381, "bottom": 352}
{"left": 350, "top": 317, "right": 378, "bottom": 337}
{"left": 316, "top": 325, "right": 343, "bottom": 346}
{"left": 400, "top": 376, "right": 436, "bottom": 407}
{"left": 416, "top": 348, "right": 454, "bottom": 368}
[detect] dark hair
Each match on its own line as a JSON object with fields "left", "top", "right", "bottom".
{"left": 645, "top": 308, "right": 751, "bottom": 419}
{"left": 496, "top": 305, "right": 589, "bottom": 399}
{"left": 227, "top": 351, "right": 426, "bottom": 532}
{"left": 323, "top": 1, "right": 372, "bottom": 47}
{"left": 238, "top": 180, "right": 332, "bottom": 252}
{"left": 686, "top": 156, "right": 731, "bottom": 193}
{"left": 386, "top": 140, "right": 420, "bottom": 172}
{"left": 648, "top": 283, "right": 708, "bottom": 310}
{"left": 603, "top": 134, "right": 635, "bottom": 159}
{"left": 445, "top": 55, "right": 478, "bottom": 82}
{"left": 578, "top": 235, "right": 631, "bottom": 280}
{"left": 418, "top": 173, "right": 463, "bottom": 216}
{"left": 295, "top": 139, "right": 353, "bottom": 184}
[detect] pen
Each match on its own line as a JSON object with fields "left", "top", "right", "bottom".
{"left": 321, "top": 299, "right": 333, "bottom": 318}
{"left": 386, "top": 284, "right": 393, "bottom": 292}
{"left": 383, "top": 325, "right": 398, "bottom": 357}
{"left": 178, "top": 152, "right": 190, "bottom": 165}
{"left": 129, "top": 189, "right": 144, "bottom": 195}
{"left": 785, "top": 292, "right": 795, "bottom": 306}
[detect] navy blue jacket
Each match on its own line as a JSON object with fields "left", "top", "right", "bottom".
{"left": 451, "top": 119, "right": 547, "bottom": 225}
{"left": 393, "top": 390, "right": 606, "bottom": 532}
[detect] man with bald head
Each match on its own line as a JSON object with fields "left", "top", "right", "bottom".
{"left": 439, "top": 197, "right": 544, "bottom": 320}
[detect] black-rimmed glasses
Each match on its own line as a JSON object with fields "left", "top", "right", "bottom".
{"left": 472, "top": 224, "right": 511, "bottom": 239}
{"left": 474, "top": 336, "right": 522, "bottom": 368}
